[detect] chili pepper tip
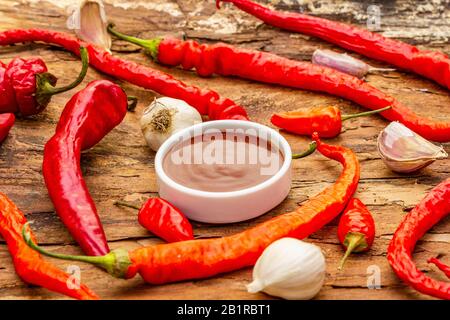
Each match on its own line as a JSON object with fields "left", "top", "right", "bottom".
{"left": 311, "top": 132, "right": 321, "bottom": 144}
{"left": 427, "top": 257, "right": 450, "bottom": 279}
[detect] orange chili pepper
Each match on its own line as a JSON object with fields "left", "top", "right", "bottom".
{"left": 23, "top": 133, "right": 360, "bottom": 285}
{"left": 0, "top": 193, "right": 98, "bottom": 300}
{"left": 271, "top": 105, "right": 391, "bottom": 138}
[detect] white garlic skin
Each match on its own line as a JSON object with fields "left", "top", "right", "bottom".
{"left": 140, "top": 97, "right": 202, "bottom": 152}
{"left": 67, "top": 0, "right": 112, "bottom": 51}
{"left": 247, "top": 238, "right": 326, "bottom": 300}
{"left": 378, "top": 122, "right": 448, "bottom": 173}
{"left": 312, "top": 49, "right": 369, "bottom": 78}
{"left": 312, "top": 49, "right": 395, "bottom": 78}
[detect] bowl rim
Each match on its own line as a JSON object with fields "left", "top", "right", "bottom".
{"left": 154, "top": 120, "right": 292, "bottom": 199}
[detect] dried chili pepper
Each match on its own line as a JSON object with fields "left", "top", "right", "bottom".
{"left": 43, "top": 80, "right": 129, "bottom": 256}
{"left": 24, "top": 133, "right": 360, "bottom": 284}
{"left": 0, "top": 113, "right": 15, "bottom": 143}
{"left": 217, "top": 0, "right": 450, "bottom": 91}
{"left": 337, "top": 198, "right": 375, "bottom": 270}
{"left": 428, "top": 257, "right": 450, "bottom": 279}
{"left": 106, "top": 25, "right": 450, "bottom": 142}
{"left": 114, "top": 198, "right": 194, "bottom": 243}
{"left": 0, "top": 29, "right": 248, "bottom": 121}
{"left": 272, "top": 105, "right": 391, "bottom": 138}
{"left": 0, "top": 192, "right": 98, "bottom": 300}
{"left": 0, "top": 47, "right": 88, "bottom": 117}
{"left": 387, "top": 178, "right": 450, "bottom": 300}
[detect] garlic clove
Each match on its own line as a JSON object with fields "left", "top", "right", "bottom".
{"left": 377, "top": 122, "right": 448, "bottom": 173}
{"left": 140, "top": 97, "right": 202, "bottom": 152}
{"left": 312, "top": 49, "right": 395, "bottom": 78}
{"left": 312, "top": 49, "right": 370, "bottom": 79}
{"left": 67, "top": 0, "right": 111, "bottom": 51}
{"left": 247, "top": 238, "right": 326, "bottom": 300}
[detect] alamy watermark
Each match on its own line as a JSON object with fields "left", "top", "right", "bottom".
{"left": 367, "top": 264, "right": 382, "bottom": 289}
{"left": 66, "top": 265, "right": 81, "bottom": 290}
{"left": 367, "top": 5, "right": 381, "bottom": 31}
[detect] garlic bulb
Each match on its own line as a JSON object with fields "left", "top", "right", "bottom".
{"left": 247, "top": 238, "right": 326, "bottom": 300}
{"left": 377, "top": 122, "right": 448, "bottom": 173}
{"left": 67, "top": 0, "right": 111, "bottom": 51}
{"left": 140, "top": 97, "right": 202, "bottom": 152}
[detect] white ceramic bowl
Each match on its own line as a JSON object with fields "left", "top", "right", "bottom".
{"left": 154, "top": 120, "right": 292, "bottom": 223}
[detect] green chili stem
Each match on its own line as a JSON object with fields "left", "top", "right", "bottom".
{"left": 338, "top": 232, "right": 366, "bottom": 270}
{"left": 292, "top": 141, "right": 317, "bottom": 159}
{"left": 22, "top": 222, "right": 131, "bottom": 278}
{"left": 114, "top": 200, "right": 140, "bottom": 211}
{"left": 341, "top": 106, "right": 391, "bottom": 121}
{"left": 107, "top": 23, "right": 161, "bottom": 60}
{"left": 39, "top": 47, "right": 89, "bottom": 96}
{"left": 22, "top": 222, "right": 109, "bottom": 265}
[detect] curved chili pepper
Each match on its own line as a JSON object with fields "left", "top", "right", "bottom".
{"left": 115, "top": 198, "right": 194, "bottom": 243}
{"left": 337, "top": 198, "right": 375, "bottom": 270}
{"left": 428, "top": 257, "right": 450, "bottom": 279}
{"left": 217, "top": 0, "right": 450, "bottom": 91}
{"left": 43, "top": 80, "right": 128, "bottom": 256}
{"left": 0, "top": 113, "right": 15, "bottom": 143}
{"left": 106, "top": 25, "right": 450, "bottom": 142}
{"left": 0, "top": 47, "right": 88, "bottom": 117}
{"left": 272, "top": 105, "right": 391, "bottom": 138}
{"left": 0, "top": 29, "right": 248, "bottom": 121}
{"left": 23, "top": 133, "right": 360, "bottom": 284}
{"left": 0, "top": 193, "right": 98, "bottom": 300}
{"left": 387, "top": 178, "right": 450, "bottom": 300}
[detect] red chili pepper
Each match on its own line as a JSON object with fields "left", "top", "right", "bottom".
{"left": 105, "top": 25, "right": 450, "bottom": 142}
{"left": 24, "top": 133, "right": 360, "bottom": 285}
{"left": 0, "top": 29, "right": 248, "bottom": 121}
{"left": 428, "top": 257, "right": 450, "bottom": 279}
{"left": 337, "top": 198, "right": 375, "bottom": 270}
{"left": 42, "top": 80, "right": 129, "bottom": 256}
{"left": 0, "top": 192, "right": 98, "bottom": 300}
{"left": 387, "top": 178, "right": 450, "bottom": 300}
{"left": 272, "top": 105, "right": 391, "bottom": 138}
{"left": 0, "top": 113, "right": 15, "bottom": 143}
{"left": 217, "top": 0, "right": 450, "bottom": 91}
{"left": 115, "top": 198, "right": 194, "bottom": 243}
{"left": 0, "top": 47, "right": 88, "bottom": 117}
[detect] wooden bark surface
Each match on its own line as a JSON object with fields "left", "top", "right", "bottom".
{"left": 0, "top": 0, "right": 448, "bottom": 300}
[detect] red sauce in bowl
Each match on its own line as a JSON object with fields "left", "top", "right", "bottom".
{"left": 162, "top": 132, "right": 284, "bottom": 192}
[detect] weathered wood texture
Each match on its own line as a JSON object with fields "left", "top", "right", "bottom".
{"left": 0, "top": 0, "right": 449, "bottom": 300}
